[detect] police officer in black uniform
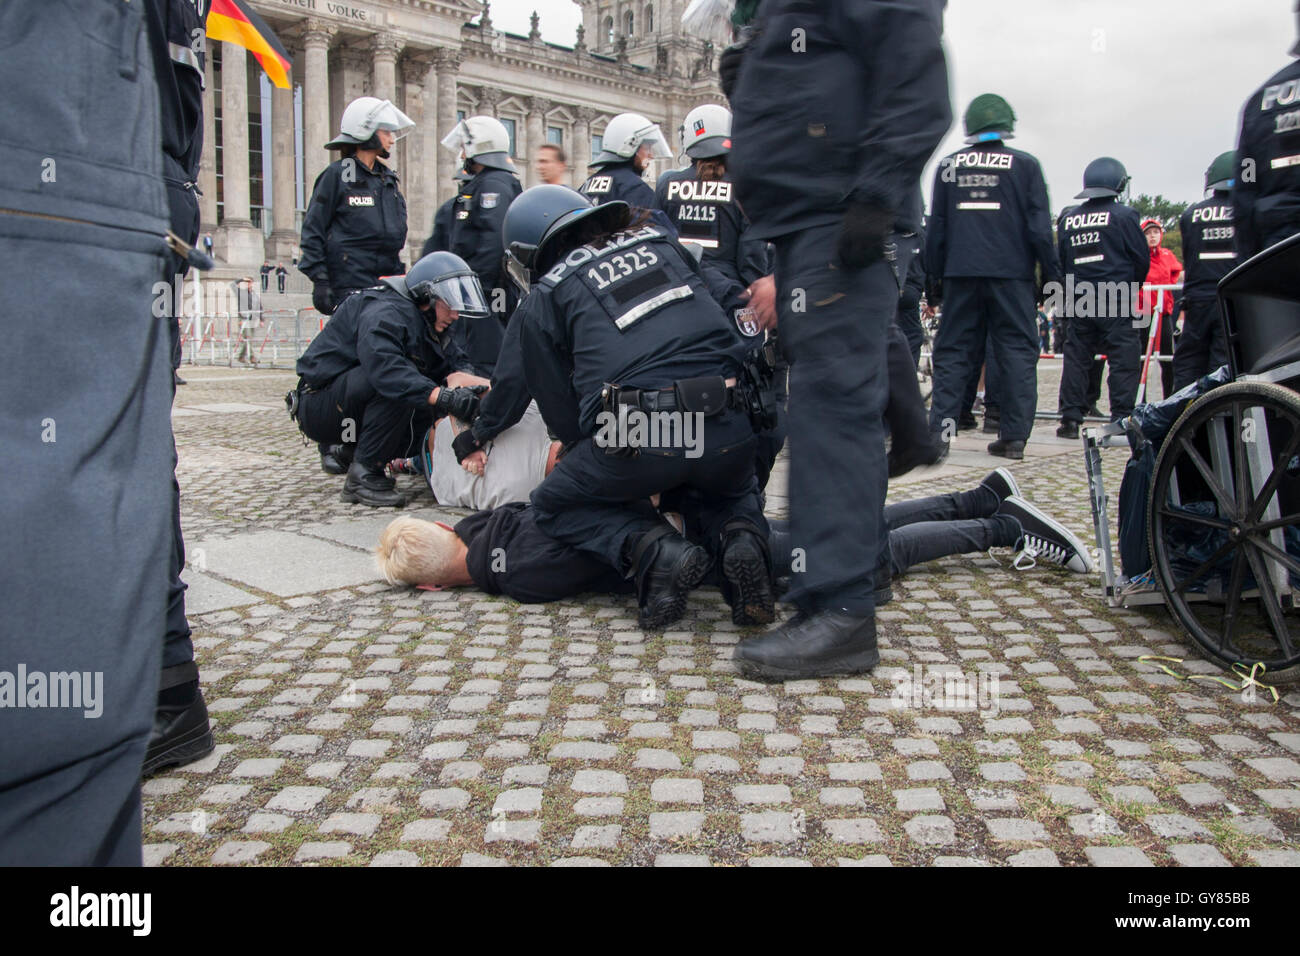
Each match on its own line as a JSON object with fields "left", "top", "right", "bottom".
{"left": 581, "top": 112, "right": 677, "bottom": 234}
{"left": 1055, "top": 158, "right": 1150, "bottom": 437}
{"left": 298, "top": 96, "right": 412, "bottom": 316}
{"left": 1235, "top": 15, "right": 1300, "bottom": 261}
{"left": 293, "top": 252, "right": 490, "bottom": 507}
{"left": 503, "top": 186, "right": 773, "bottom": 630}
{"left": 727, "top": 0, "right": 951, "bottom": 679}
{"left": 421, "top": 170, "right": 472, "bottom": 258}
{"left": 926, "top": 94, "right": 1060, "bottom": 461}
{"left": 438, "top": 115, "right": 523, "bottom": 376}
{"left": 1174, "top": 151, "right": 1239, "bottom": 388}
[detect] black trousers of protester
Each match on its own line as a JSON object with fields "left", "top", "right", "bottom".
{"left": 0, "top": 2, "right": 174, "bottom": 866}
{"left": 531, "top": 408, "right": 766, "bottom": 572}
{"left": 1140, "top": 310, "right": 1175, "bottom": 398}
{"left": 277, "top": 275, "right": 286, "bottom": 293}
{"left": 770, "top": 223, "right": 892, "bottom": 613}
{"left": 1173, "top": 296, "right": 1230, "bottom": 390}
{"left": 296, "top": 366, "right": 433, "bottom": 465}
{"left": 1059, "top": 311, "right": 1142, "bottom": 424}
{"left": 770, "top": 484, "right": 1021, "bottom": 578}
{"left": 930, "top": 278, "right": 1037, "bottom": 442}
{"left": 886, "top": 321, "right": 932, "bottom": 449}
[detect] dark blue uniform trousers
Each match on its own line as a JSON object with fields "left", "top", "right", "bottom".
{"left": 1059, "top": 311, "right": 1142, "bottom": 424}
{"left": 929, "top": 277, "right": 1038, "bottom": 442}
{"left": 296, "top": 365, "right": 433, "bottom": 465}
{"left": 531, "top": 409, "right": 765, "bottom": 572}
{"left": 773, "top": 223, "right": 892, "bottom": 613}
{"left": 1173, "top": 296, "right": 1229, "bottom": 391}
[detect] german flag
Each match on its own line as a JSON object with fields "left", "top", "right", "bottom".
{"left": 207, "top": 0, "right": 292, "bottom": 89}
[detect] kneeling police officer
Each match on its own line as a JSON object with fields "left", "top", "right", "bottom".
{"left": 292, "top": 252, "right": 490, "bottom": 507}
{"left": 503, "top": 185, "right": 772, "bottom": 629}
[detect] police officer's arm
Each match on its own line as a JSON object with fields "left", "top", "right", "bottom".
{"left": 297, "top": 166, "right": 339, "bottom": 282}
{"left": 456, "top": 179, "right": 518, "bottom": 283}
{"left": 1233, "top": 112, "right": 1260, "bottom": 260}
{"left": 924, "top": 167, "right": 949, "bottom": 300}
{"left": 835, "top": 2, "right": 951, "bottom": 215}
{"left": 356, "top": 303, "right": 441, "bottom": 404}
{"left": 1123, "top": 216, "right": 1150, "bottom": 285}
{"left": 737, "top": 232, "right": 772, "bottom": 288}
{"left": 518, "top": 294, "right": 585, "bottom": 446}
{"left": 1025, "top": 160, "right": 1062, "bottom": 286}
{"left": 469, "top": 306, "right": 534, "bottom": 445}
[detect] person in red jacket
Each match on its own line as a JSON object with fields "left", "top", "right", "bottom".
{"left": 1137, "top": 219, "right": 1182, "bottom": 397}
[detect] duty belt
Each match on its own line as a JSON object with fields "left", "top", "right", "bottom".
{"left": 602, "top": 377, "right": 742, "bottom": 416}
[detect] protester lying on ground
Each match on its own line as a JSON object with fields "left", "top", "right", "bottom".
{"left": 374, "top": 470, "right": 1092, "bottom": 608}
{"left": 388, "top": 401, "right": 561, "bottom": 510}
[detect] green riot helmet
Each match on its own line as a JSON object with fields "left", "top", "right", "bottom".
{"left": 963, "top": 94, "right": 1016, "bottom": 144}
{"left": 1205, "top": 151, "right": 1237, "bottom": 192}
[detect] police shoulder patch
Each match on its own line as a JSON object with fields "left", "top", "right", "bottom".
{"left": 734, "top": 309, "right": 761, "bottom": 338}
{"left": 480, "top": 192, "right": 500, "bottom": 209}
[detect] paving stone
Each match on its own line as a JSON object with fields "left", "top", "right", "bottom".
{"left": 210, "top": 841, "right": 271, "bottom": 865}
{"left": 1248, "top": 849, "right": 1300, "bottom": 866}
{"left": 1168, "top": 844, "right": 1231, "bottom": 867}
{"left": 1177, "top": 783, "right": 1227, "bottom": 807}
{"left": 979, "top": 762, "right": 1027, "bottom": 783}
{"left": 649, "top": 812, "right": 705, "bottom": 839}
{"left": 571, "top": 825, "right": 621, "bottom": 850}
{"left": 1043, "top": 785, "right": 1095, "bottom": 809}
{"left": 401, "top": 820, "right": 453, "bottom": 842}
{"left": 266, "top": 786, "right": 330, "bottom": 813}
{"left": 1226, "top": 815, "right": 1284, "bottom": 841}
{"left": 419, "top": 788, "right": 470, "bottom": 812}
{"left": 1146, "top": 814, "right": 1212, "bottom": 839}
{"left": 740, "top": 811, "right": 800, "bottom": 844}
{"left": 1243, "top": 757, "right": 1300, "bottom": 781}
{"left": 1255, "top": 789, "right": 1300, "bottom": 809}
{"left": 906, "top": 760, "right": 952, "bottom": 781}
{"left": 987, "top": 819, "right": 1049, "bottom": 842}
{"left": 904, "top": 815, "right": 956, "bottom": 846}
{"left": 319, "top": 813, "right": 381, "bottom": 837}
{"left": 1106, "top": 785, "right": 1157, "bottom": 805}
{"left": 460, "top": 853, "right": 509, "bottom": 867}
{"left": 484, "top": 820, "right": 541, "bottom": 844}
{"left": 733, "top": 784, "right": 792, "bottom": 805}
{"left": 572, "top": 770, "right": 628, "bottom": 793}
{"left": 1068, "top": 812, "right": 1123, "bottom": 837}
{"left": 1084, "top": 846, "right": 1154, "bottom": 867}
{"left": 502, "top": 765, "right": 551, "bottom": 786}
{"left": 370, "top": 850, "right": 420, "bottom": 867}
{"left": 574, "top": 797, "right": 624, "bottom": 817}
{"left": 819, "top": 787, "right": 865, "bottom": 807}
{"left": 823, "top": 818, "right": 883, "bottom": 844}
{"left": 294, "top": 842, "right": 352, "bottom": 862}
{"left": 493, "top": 788, "right": 543, "bottom": 815}
{"left": 651, "top": 779, "right": 704, "bottom": 804}
{"left": 549, "top": 742, "right": 618, "bottom": 761}
{"left": 634, "top": 749, "right": 682, "bottom": 771}
{"left": 655, "top": 854, "right": 712, "bottom": 867}
{"left": 1007, "top": 849, "right": 1060, "bottom": 867}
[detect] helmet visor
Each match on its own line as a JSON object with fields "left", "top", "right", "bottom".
{"left": 440, "top": 121, "right": 471, "bottom": 154}
{"left": 504, "top": 250, "right": 533, "bottom": 297}
{"left": 412, "top": 273, "right": 490, "bottom": 318}
{"left": 367, "top": 100, "right": 415, "bottom": 141}
{"left": 638, "top": 124, "right": 674, "bottom": 160}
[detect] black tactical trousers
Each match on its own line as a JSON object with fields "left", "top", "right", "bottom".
{"left": 960, "top": 332, "right": 1001, "bottom": 417}
{"left": 1173, "top": 296, "right": 1229, "bottom": 390}
{"left": 296, "top": 366, "right": 432, "bottom": 465}
{"left": 930, "top": 278, "right": 1037, "bottom": 441}
{"left": 772, "top": 223, "right": 892, "bottom": 613}
{"left": 531, "top": 408, "right": 766, "bottom": 572}
{"left": 1059, "top": 311, "right": 1141, "bottom": 423}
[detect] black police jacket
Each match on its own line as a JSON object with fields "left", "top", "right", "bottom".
{"left": 469, "top": 306, "right": 533, "bottom": 446}
{"left": 298, "top": 157, "right": 407, "bottom": 295}
{"left": 655, "top": 166, "right": 770, "bottom": 290}
{"left": 1180, "top": 192, "right": 1238, "bottom": 301}
{"left": 728, "top": 0, "right": 951, "bottom": 240}
{"left": 421, "top": 196, "right": 456, "bottom": 258}
{"left": 1057, "top": 198, "right": 1149, "bottom": 287}
{"left": 1234, "top": 58, "right": 1300, "bottom": 260}
{"left": 927, "top": 140, "right": 1059, "bottom": 282}
{"left": 145, "top": 0, "right": 207, "bottom": 250}
{"left": 582, "top": 162, "right": 677, "bottom": 235}
{"left": 295, "top": 286, "right": 469, "bottom": 405}
{"left": 517, "top": 224, "right": 748, "bottom": 444}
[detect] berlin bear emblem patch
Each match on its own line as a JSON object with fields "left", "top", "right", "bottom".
{"left": 734, "top": 308, "right": 761, "bottom": 337}
{"left": 480, "top": 193, "right": 499, "bottom": 209}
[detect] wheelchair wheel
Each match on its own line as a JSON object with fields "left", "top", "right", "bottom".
{"left": 1147, "top": 381, "right": 1300, "bottom": 679}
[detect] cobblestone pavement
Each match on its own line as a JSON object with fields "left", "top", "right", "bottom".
{"left": 144, "top": 366, "right": 1300, "bottom": 867}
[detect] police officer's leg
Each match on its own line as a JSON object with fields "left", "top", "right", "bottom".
{"left": 341, "top": 377, "right": 428, "bottom": 508}
{"left": 1102, "top": 316, "right": 1143, "bottom": 421}
{"left": 1059, "top": 313, "right": 1101, "bottom": 432}
{"left": 897, "top": 307, "right": 924, "bottom": 368}
{"left": 1158, "top": 311, "right": 1175, "bottom": 397}
{"left": 987, "top": 278, "right": 1039, "bottom": 451}
{"left": 1173, "top": 297, "right": 1225, "bottom": 390}
{"left": 735, "top": 223, "right": 890, "bottom": 679}
{"left": 929, "top": 278, "right": 982, "bottom": 442}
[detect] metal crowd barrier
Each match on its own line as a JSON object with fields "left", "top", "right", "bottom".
{"left": 179, "top": 307, "right": 325, "bottom": 369}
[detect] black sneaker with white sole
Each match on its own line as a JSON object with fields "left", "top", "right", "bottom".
{"left": 997, "top": 496, "right": 1095, "bottom": 573}
{"left": 979, "top": 467, "right": 1021, "bottom": 504}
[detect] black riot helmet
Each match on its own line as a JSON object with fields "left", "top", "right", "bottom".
{"left": 501, "top": 185, "right": 630, "bottom": 293}
{"left": 382, "top": 251, "right": 489, "bottom": 318}
{"left": 1076, "top": 157, "right": 1130, "bottom": 199}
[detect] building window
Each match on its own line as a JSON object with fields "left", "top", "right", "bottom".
{"left": 500, "top": 117, "right": 517, "bottom": 157}
{"left": 624, "top": 11, "right": 633, "bottom": 36}
{"left": 645, "top": 4, "right": 653, "bottom": 33}
{"left": 591, "top": 134, "right": 603, "bottom": 158}
{"left": 457, "top": 109, "right": 466, "bottom": 124}
{"left": 546, "top": 126, "right": 563, "bottom": 146}
{"left": 604, "top": 16, "right": 613, "bottom": 48}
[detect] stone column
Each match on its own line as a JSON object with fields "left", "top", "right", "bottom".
{"left": 336, "top": 45, "right": 372, "bottom": 135}
{"left": 399, "top": 50, "right": 435, "bottom": 267}
{"left": 215, "top": 42, "right": 263, "bottom": 267}
{"left": 371, "top": 33, "right": 401, "bottom": 104}
{"left": 302, "top": 19, "right": 336, "bottom": 195}
{"left": 477, "top": 85, "right": 501, "bottom": 119}
{"left": 573, "top": 107, "right": 594, "bottom": 187}
{"left": 434, "top": 49, "right": 462, "bottom": 207}
{"left": 524, "top": 97, "right": 549, "bottom": 187}
{"left": 268, "top": 55, "right": 299, "bottom": 262}
{"left": 198, "top": 51, "right": 218, "bottom": 234}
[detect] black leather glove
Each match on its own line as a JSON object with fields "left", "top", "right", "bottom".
{"left": 451, "top": 428, "right": 482, "bottom": 464}
{"left": 312, "top": 282, "right": 336, "bottom": 316}
{"left": 836, "top": 201, "right": 895, "bottom": 271}
{"left": 433, "top": 386, "right": 481, "bottom": 423}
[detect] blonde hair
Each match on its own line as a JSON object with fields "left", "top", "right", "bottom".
{"left": 375, "top": 516, "right": 462, "bottom": 587}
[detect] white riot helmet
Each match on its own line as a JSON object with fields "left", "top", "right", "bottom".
{"left": 679, "top": 104, "right": 732, "bottom": 160}
{"left": 440, "top": 115, "right": 516, "bottom": 173}
{"left": 325, "top": 97, "right": 415, "bottom": 151}
{"left": 592, "top": 113, "right": 673, "bottom": 167}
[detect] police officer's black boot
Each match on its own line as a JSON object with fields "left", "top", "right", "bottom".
{"left": 734, "top": 609, "right": 880, "bottom": 681}
{"left": 718, "top": 519, "right": 775, "bottom": 627}
{"left": 341, "top": 459, "right": 405, "bottom": 508}
{"left": 144, "top": 661, "right": 215, "bottom": 777}
{"left": 631, "top": 524, "right": 713, "bottom": 630}
{"left": 987, "top": 438, "right": 1025, "bottom": 460}
{"left": 319, "top": 442, "right": 353, "bottom": 475}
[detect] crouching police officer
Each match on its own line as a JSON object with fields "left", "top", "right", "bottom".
{"left": 438, "top": 116, "right": 524, "bottom": 375}
{"left": 503, "top": 185, "right": 772, "bottom": 629}
{"left": 1055, "top": 158, "right": 1149, "bottom": 437}
{"left": 292, "top": 252, "right": 490, "bottom": 507}
{"left": 299, "top": 97, "right": 412, "bottom": 319}
{"left": 1174, "top": 151, "right": 1238, "bottom": 388}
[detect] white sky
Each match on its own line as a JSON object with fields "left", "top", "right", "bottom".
{"left": 485, "top": 0, "right": 1297, "bottom": 213}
